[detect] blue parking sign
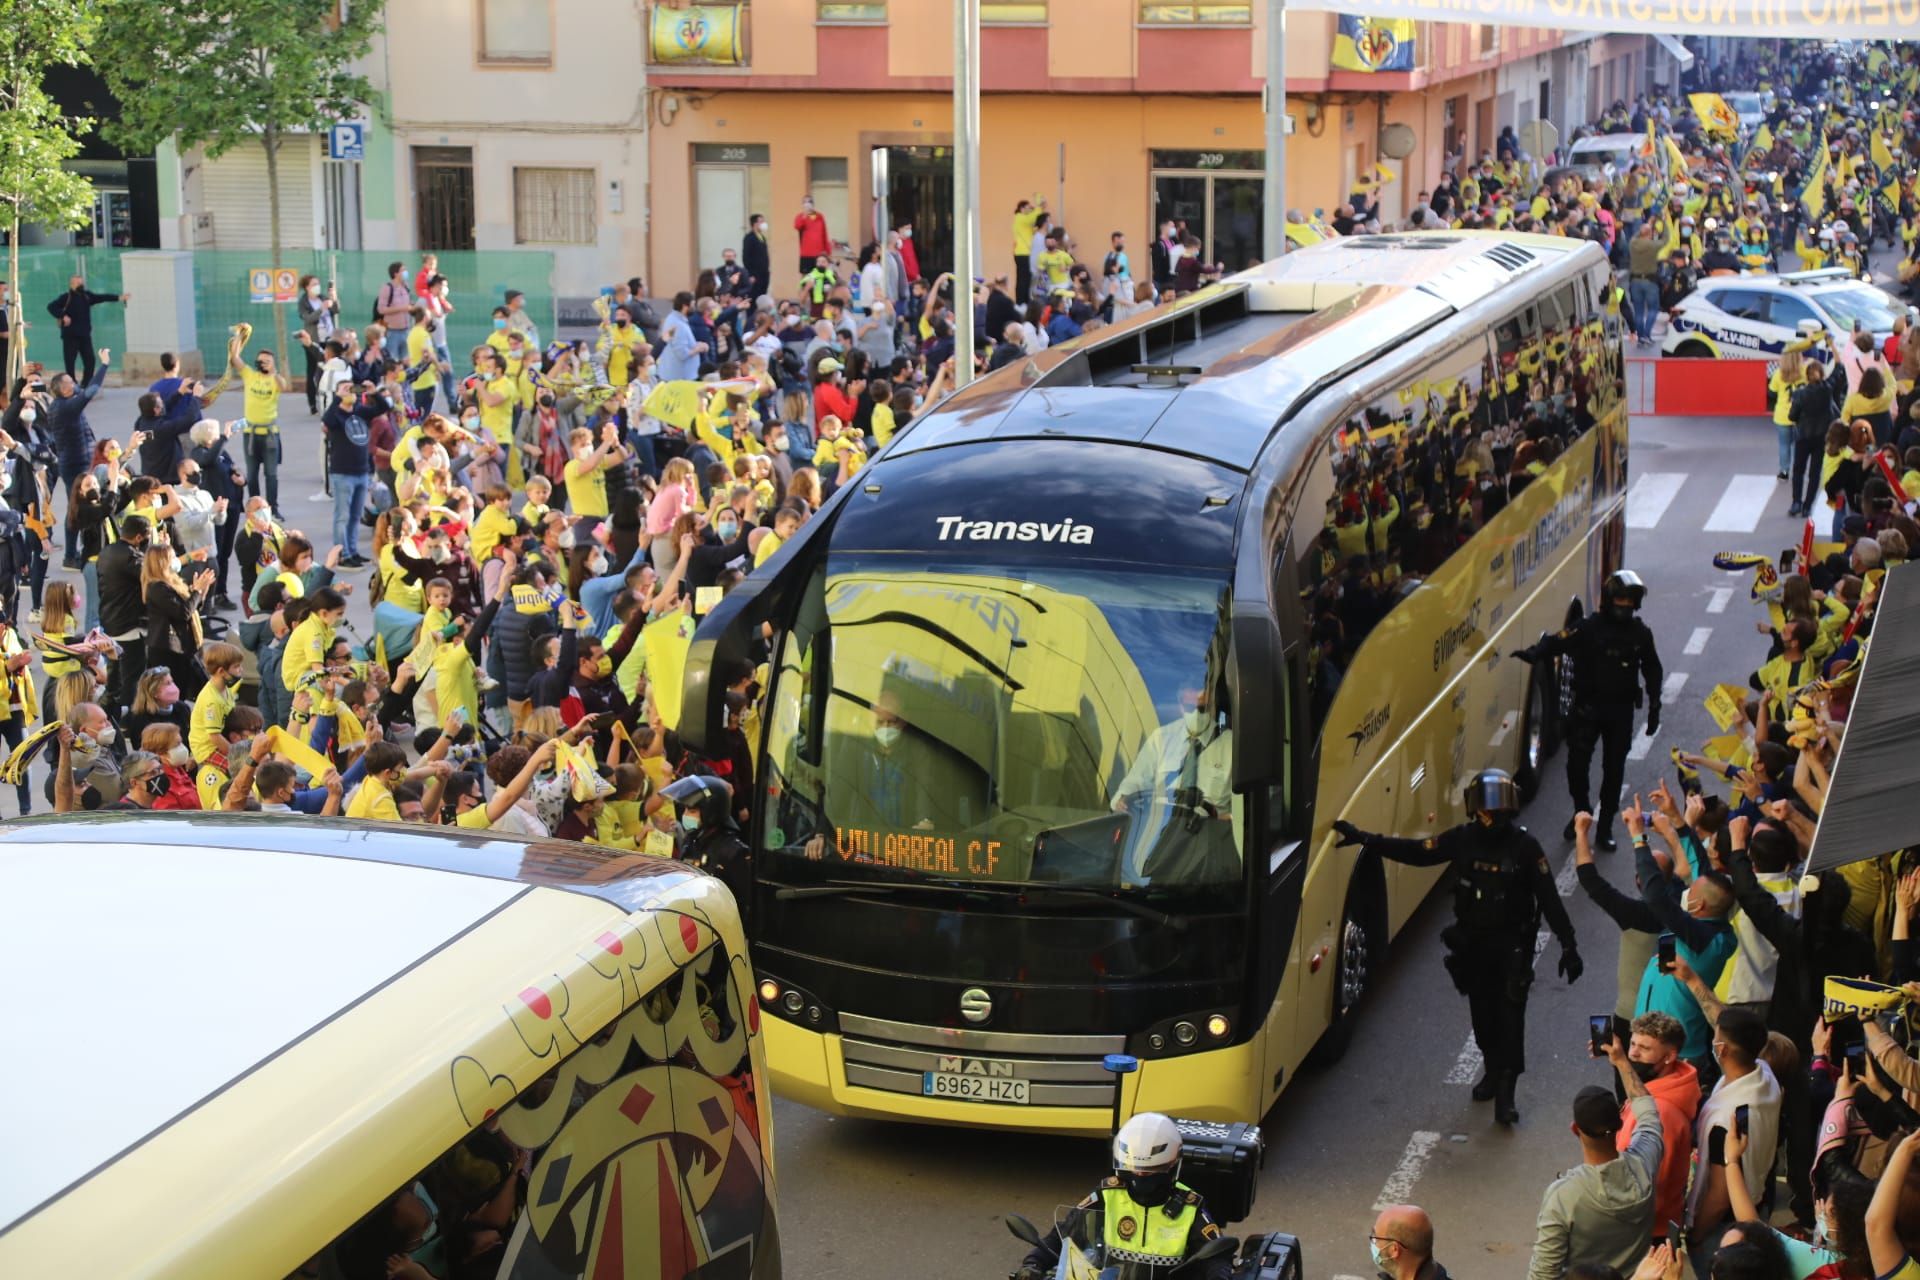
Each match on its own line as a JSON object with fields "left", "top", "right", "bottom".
{"left": 328, "top": 122, "right": 365, "bottom": 161}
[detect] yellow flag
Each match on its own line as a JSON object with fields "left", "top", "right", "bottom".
{"left": 1801, "top": 134, "right": 1829, "bottom": 222}
{"left": 266, "top": 726, "right": 333, "bottom": 782}
{"left": 1689, "top": 93, "right": 1740, "bottom": 140}
{"left": 642, "top": 609, "right": 696, "bottom": 730}
{"left": 1661, "top": 132, "right": 1690, "bottom": 184}
{"left": 1374, "top": 162, "right": 1396, "bottom": 186}
{"left": 1703, "top": 683, "right": 1749, "bottom": 732}
{"left": 640, "top": 380, "right": 705, "bottom": 431}
{"left": 1885, "top": 177, "right": 1903, "bottom": 212}
{"left": 1872, "top": 132, "right": 1897, "bottom": 173}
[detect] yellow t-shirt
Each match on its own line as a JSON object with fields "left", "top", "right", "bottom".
{"left": 754, "top": 530, "right": 784, "bottom": 568}
{"left": 454, "top": 804, "right": 493, "bottom": 830}
{"left": 564, "top": 453, "right": 611, "bottom": 518}
{"left": 241, "top": 367, "right": 279, "bottom": 427}
{"left": 406, "top": 325, "right": 437, "bottom": 391}
{"left": 471, "top": 504, "right": 517, "bottom": 565}
{"left": 605, "top": 324, "right": 639, "bottom": 388}
{"left": 379, "top": 544, "right": 424, "bottom": 614}
{"left": 196, "top": 761, "right": 230, "bottom": 811}
{"left": 392, "top": 425, "right": 426, "bottom": 475}
{"left": 597, "top": 798, "right": 647, "bottom": 850}
{"left": 481, "top": 375, "right": 516, "bottom": 438}
{"left": 1038, "top": 249, "right": 1073, "bottom": 288}
{"left": 346, "top": 774, "right": 401, "bottom": 821}
{"left": 190, "top": 680, "right": 237, "bottom": 764}
{"left": 871, "top": 402, "right": 898, "bottom": 447}
{"left": 282, "top": 615, "right": 334, "bottom": 693}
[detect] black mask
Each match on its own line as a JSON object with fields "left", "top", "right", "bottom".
{"left": 1629, "top": 1059, "right": 1661, "bottom": 1083}
{"left": 144, "top": 772, "right": 171, "bottom": 798}
{"left": 1117, "top": 1169, "right": 1177, "bottom": 1207}
{"left": 1607, "top": 603, "right": 1636, "bottom": 622}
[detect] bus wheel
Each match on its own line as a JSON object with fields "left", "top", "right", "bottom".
{"left": 1309, "top": 877, "right": 1381, "bottom": 1066}
{"left": 1516, "top": 671, "right": 1549, "bottom": 803}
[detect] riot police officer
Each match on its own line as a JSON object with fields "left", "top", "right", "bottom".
{"left": 1512, "top": 569, "right": 1664, "bottom": 852}
{"left": 1334, "top": 769, "right": 1579, "bottom": 1125}
{"left": 1018, "top": 1113, "right": 1232, "bottom": 1279}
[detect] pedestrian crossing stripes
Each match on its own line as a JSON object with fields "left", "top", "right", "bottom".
{"left": 1624, "top": 473, "right": 1686, "bottom": 529}
{"left": 1702, "top": 475, "right": 1780, "bottom": 533}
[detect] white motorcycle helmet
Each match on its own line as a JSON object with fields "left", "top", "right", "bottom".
{"left": 1112, "top": 1113, "right": 1183, "bottom": 1206}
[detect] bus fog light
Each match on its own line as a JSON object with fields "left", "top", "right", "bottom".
{"left": 1206, "top": 1014, "right": 1230, "bottom": 1040}
{"left": 1173, "top": 1020, "right": 1198, "bottom": 1046}
{"left": 759, "top": 980, "right": 780, "bottom": 1003}
{"left": 1148, "top": 1033, "right": 1166, "bottom": 1051}
{"left": 806, "top": 1005, "right": 824, "bottom": 1024}
{"left": 782, "top": 991, "right": 805, "bottom": 1014}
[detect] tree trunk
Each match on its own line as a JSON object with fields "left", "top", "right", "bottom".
{"left": 264, "top": 125, "right": 290, "bottom": 389}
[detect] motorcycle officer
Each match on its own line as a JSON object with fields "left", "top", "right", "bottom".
{"left": 1334, "top": 769, "right": 1580, "bottom": 1125}
{"left": 1017, "top": 1113, "right": 1232, "bottom": 1279}
{"left": 1511, "top": 569, "right": 1663, "bottom": 852}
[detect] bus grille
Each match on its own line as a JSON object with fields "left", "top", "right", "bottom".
{"left": 836, "top": 1012, "right": 1124, "bottom": 1108}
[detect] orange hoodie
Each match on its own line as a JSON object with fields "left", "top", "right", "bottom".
{"left": 1618, "top": 1061, "right": 1703, "bottom": 1232}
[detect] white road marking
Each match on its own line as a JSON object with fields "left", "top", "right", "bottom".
{"left": 1373, "top": 1131, "right": 1443, "bottom": 1210}
{"left": 1684, "top": 627, "right": 1713, "bottom": 655}
{"left": 1442, "top": 1037, "right": 1481, "bottom": 1085}
{"left": 1627, "top": 729, "right": 1658, "bottom": 761}
{"left": 1702, "top": 475, "right": 1779, "bottom": 533}
{"left": 1625, "top": 472, "right": 1687, "bottom": 529}
{"left": 1555, "top": 856, "right": 1580, "bottom": 897}
{"left": 1706, "top": 587, "right": 1734, "bottom": 614}
{"left": 1660, "top": 672, "right": 1690, "bottom": 704}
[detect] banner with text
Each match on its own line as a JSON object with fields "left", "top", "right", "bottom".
{"left": 1289, "top": 0, "right": 1918, "bottom": 40}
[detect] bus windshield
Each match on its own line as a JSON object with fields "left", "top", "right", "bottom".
{"left": 758, "top": 552, "right": 1244, "bottom": 899}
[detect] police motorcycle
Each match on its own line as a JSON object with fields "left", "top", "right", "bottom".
{"left": 1005, "top": 1105, "right": 1302, "bottom": 1280}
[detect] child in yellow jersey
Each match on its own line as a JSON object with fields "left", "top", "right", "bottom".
{"left": 470, "top": 485, "right": 519, "bottom": 565}
{"left": 281, "top": 590, "right": 347, "bottom": 694}
{"left": 520, "top": 475, "right": 553, "bottom": 528}
{"left": 595, "top": 764, "right": 650, "bottom": 850}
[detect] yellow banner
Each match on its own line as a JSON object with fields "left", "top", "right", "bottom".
{"left": 643, "top": 610, "right": 696, "bottom": 730}
{"left": 266, "top": 726, "right": 333, "bottom": 782}
{"left": 1802, "top": 132, "right": 1830, "bottom": 221}
{"left": 648, "top": 4, "right": 745, "bottom": 65}
{"left": 1872, "top": 132, "right": 1897, "bottom": 173}
{"left": 641, "top": 380, "right": 705, "bottom": 430}
{"left": 1703, "top": 683, "right": 1748, "bottom": 732}
{"left": 1285, "top": 0, "right": 1917, "bottom": 37}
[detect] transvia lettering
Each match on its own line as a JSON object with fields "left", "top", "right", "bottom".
{"left": 935, "top": 516, "right": 1095, "bottom": 545}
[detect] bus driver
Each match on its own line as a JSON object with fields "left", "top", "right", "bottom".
{"left": 1109, "top": 685, "right": 1235, "bottom": 884}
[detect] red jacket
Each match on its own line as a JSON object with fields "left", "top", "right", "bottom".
{"left": 794, "top": 211, "right": 833, "bottom": 258}
{"left": 1618, "top": 1061, "right": 1701, "bottom": 1232}
{"left": 899, "top": 236, "right": 921, "bottom": 283}
{"left": 813, "top": 380, "right": 857, "bottom": 429}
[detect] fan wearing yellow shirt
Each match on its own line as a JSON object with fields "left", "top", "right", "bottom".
{"left": 472, "top": 346, "right": 518, "bottom": 447}
{"left": 753, "top": 505, "right": 803, "bottom": 569}
{"left": 445, "top": 740, "right": 556, "bottom": 830}
{"left": 280, "top": 587, "right": 348, "bottom": 696}
{"left": 520, "top": 475, "right": 553, "bottom": 529}
{"left": 404, "top": 307, "right": 442, "bottom": 414}
{"left": 470, "top": 485, "right": 519, "bottom": 566}
{"left": 346, "top": 742, "right": 410, "bottom": 821}
{"left": 231, "top": 343, "right": 285, "bottom": 515}
{"left": 869, "top": 379, "right": 898, "bottom": 446}
{"left": 563, "top": 422, "right": 627, "bottom": 519}
{"left": 190, "top": 642, "right": 246, "bottom": 764}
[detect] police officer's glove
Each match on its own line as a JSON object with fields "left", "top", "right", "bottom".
{"left": 1557, "top": 946, "right": 1584, "bottom": 985}
{"left": 1645, "top": 703, "right": 1661, "bottom": 736}
{"left": 1332, "top": 820, "right": 1368, "bottom": 848}
{"left": 1509, "top": 645, "right": 1538, "bottom": 664}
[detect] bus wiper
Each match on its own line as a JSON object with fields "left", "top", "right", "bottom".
{"left": 1013, "top": 885, "right": 1187, "bottom": 931}
{"left": 772, "top": 879, "right": 968, "bottom": 900}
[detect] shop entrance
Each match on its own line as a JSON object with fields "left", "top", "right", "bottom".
{"left": 871, "top": 145, "right": 954, "bottom": 280}
{"left": 1149, "top": 150, "right": 1266, "bottom": 278}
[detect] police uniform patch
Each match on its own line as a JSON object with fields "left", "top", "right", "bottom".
{"left": 1117, "top": 1216, "right": 1137, "bottom": 1240}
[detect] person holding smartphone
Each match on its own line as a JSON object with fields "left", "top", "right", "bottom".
{"left": 1527, "top": 1026, "right": 1662, "bottom": 1280}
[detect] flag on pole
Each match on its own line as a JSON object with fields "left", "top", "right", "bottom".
{"left": 1800, "top": 133, "right": 1829, "bottom": 222}
{"left": 1689, "top": 93, "right": 1741, "bottom": 140}
{"left": 1331, "top": 16, "right": 1416, "bottom": 72}
{"left": 1871, "top": 132, "right": 1897, "bottom": 173}
{"left": 1661, "top": 132, "right": 1691, "bottom": 184}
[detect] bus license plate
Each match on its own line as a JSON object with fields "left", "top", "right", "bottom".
{"left": 921, "top": 1071, "right": 1030, "bottom": 1104}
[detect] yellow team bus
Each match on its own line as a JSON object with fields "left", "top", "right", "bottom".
{"left": 0, "top": 812, "right": 780, "bottom": 1279}
{"left": 683, "top": 231, "right": 1628, "bottom": 1134}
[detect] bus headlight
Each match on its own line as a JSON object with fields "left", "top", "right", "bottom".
{"left": 1206, "top": 1014, "right": 1231, "bottom": 1040}
{"left": 1173, "top": 1021, "right": 1199, "bottom": 1047}
{"left": 782, "top": 991, "right": 805, "bottom": 1015}
{"left": 759, "top": 979, "right": 780, "bottom": 1004}
{"left": 1130, "top": 1008, "right": 1238, "bottom": 1058}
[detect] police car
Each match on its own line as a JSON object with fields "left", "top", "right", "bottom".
{"left": 1660, "top": 269, "right": 1907, "bottom": 359}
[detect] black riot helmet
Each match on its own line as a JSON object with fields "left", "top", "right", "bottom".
{"left": 1463, "top": 768, "right": 1520, "bottom": 820}
{"left": 660, "top": 774, "right": 734, "bottom": 835}
{"left": 1605, "top": 571, "right": 1651, "bottom": 610}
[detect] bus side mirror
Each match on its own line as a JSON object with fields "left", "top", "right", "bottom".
{"left": 1228, "top": 608, "right": 1282, "bottom": 791}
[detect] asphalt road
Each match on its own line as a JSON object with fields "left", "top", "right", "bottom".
{"left": 764, "top": 399, "right": 1800, "bottom": 1280}
{"left": 10, "top": 381, "right": 1797, "bottom": 1280}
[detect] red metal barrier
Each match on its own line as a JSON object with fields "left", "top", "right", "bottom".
{"left": 1651, "top": 357, "right": 1771, "bottom": 417}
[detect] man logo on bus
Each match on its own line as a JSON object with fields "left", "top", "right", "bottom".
{"left": 935, "top": 515, "right": 1094, "bottom": 545}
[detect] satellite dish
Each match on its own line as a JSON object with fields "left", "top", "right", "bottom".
{"left": 1518, "top": 118, "right": 1561, "bottom": 160}
{"left": 1379, "top": 123, "right": 1417, "bottom": 160}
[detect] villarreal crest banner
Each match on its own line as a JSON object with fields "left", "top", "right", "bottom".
{"left": 1332, "top": 15, "right": 1416, "bottom": 73}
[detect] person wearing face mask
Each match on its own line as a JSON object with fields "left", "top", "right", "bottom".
{"left": 136, "top": 723, "right": 202, "bottom": 810}
{"left": 1608, "top": 1012, "right": 1701, "bottom": 1244}
{"left": 1367, "top": 1204, "right": 1448, "bottom": 1280}
{"left": 648, "top": 774, "right": 752, "bottom": 899}
{"left": 681, "top": 505, "right": 757, "bottom": 593}
{"left": 1510, "top": 571, "right": 1664, "bottom": 852}
{"left": 49, "top": 701, "right": 123, "bottom": 810}
{"left": 1108, "top": 682, "right": 1237, "bottom": 876}
{"left": 322, "top": 380, "right": 378, "bottom": 567}
{"left": 1016, "top": 1114, "right": 1231, "bottom": 1280}
{"left": 228, "top": 341, "right": 284, "bottom": 518}
{"left": 98, "top": 749, "right": 176, "bottom": 812}
{"left": 1527, "top": 1035, "right": 1662, "bottom": 1280}
{"left": 96, "top": 512, "right": 152, "bottom": 715}
{"left": 1336, "top": 770, "right": 1581, "bottom": 1125}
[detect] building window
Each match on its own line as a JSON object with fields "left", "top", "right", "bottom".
{"left": 514, "top": 167, "right": 595, "bottom": 245}
{"left": 1477, "top": 23, "right": 1498, "bottom": 54}
{"left": 1138, "top": 2, "right": 1252, "bottom": 22}
{"left": 982, "top": 1, "right": 1048, "bottom": 19}
{"left": 817, "top": 1, "right": 885, "bottom": 20}
{"left": 478, "top": 0, "right": 551, "bottom": 64}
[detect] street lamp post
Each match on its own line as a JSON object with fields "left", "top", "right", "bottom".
{"left": 953, "top": 0, "right": 981, "bottom": 388}
{"left": 1263, "top": 0, "right": 1288, "bottom": 261}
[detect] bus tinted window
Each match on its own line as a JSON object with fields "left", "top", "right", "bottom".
{"left": 314, "top": 939, "right": 768, "bottom": 1280}
{"left": 759, "top": 552, "right": 1246, "bottom": 897}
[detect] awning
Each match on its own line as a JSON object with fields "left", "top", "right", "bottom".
{"left": 1653, "top": 34, "right": 1695, "bottom": 73}
{"left": 1806, "top": 563, "right": 1920, "bottom": 875}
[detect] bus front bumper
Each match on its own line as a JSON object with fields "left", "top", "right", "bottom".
{"left": 761, "top": 1015, "right": 1262, "bottom": 1135}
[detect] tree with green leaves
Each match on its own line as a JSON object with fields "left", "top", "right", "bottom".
{"left": 0, "top": 0, "right": 101, "bottom": 382}
{"left": 97, "top": 0, "right": 386, "bottom": 374}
